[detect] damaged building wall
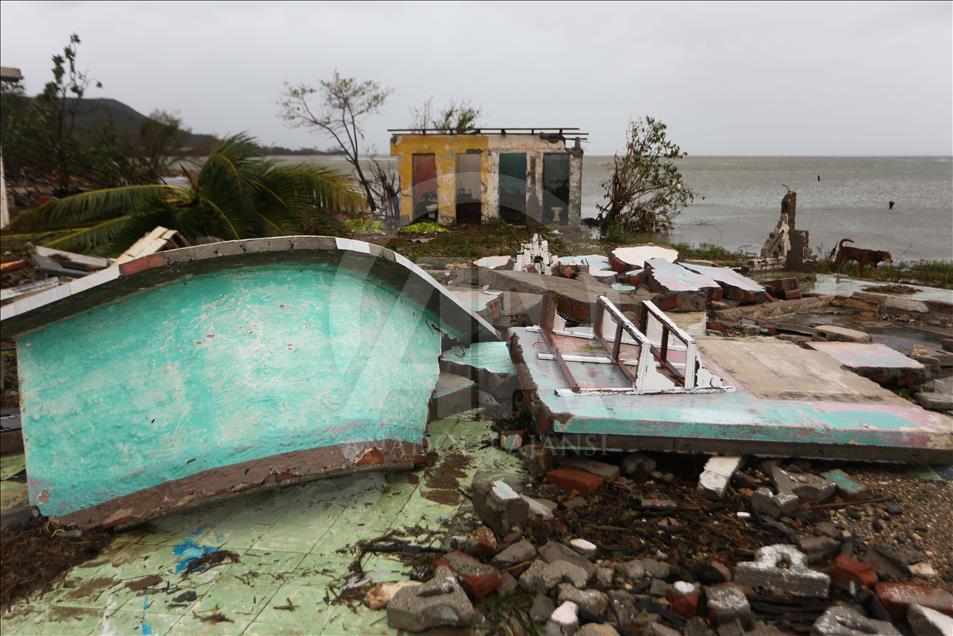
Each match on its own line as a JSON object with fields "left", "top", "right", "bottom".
{"left": 2, "top": 237, "right": 499, "bottom": 528}
{"left": 17, "top": 263, "right": 446, "bottom": 524}
{"left": 391, "top": 132, "right": 583, "bottom": 226}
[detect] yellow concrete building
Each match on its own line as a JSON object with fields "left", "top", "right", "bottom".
{"left": 389, "top": 128, "right": 585, "bottom": 226}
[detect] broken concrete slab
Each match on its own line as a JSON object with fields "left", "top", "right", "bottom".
{"left": 429, "top": 371, "right": 478, "bottom": 420}
{"left": 698, "top": 456, "right": 743, "bottom": 499}
{"left": 805, "top": 342, "right": 927, "bottom": 387}
{"left": 483, "top": 268, "right": 651, "bottom": 323}
{"left": 734, "top": 544, "right": 830, "bottom": 598}
{"left": 914, "top": 391, "right": 953, "bottom": 413}
{"left": 473, "top": 255, "right": 513, "bottom": 270}
{"left": 608, "top": 245, "right": 679, "bottom": 271}
{"left": 2, "top": 237, "right": 501, "bottom": 529}
{"left": 811, "top": 605, "right": 901, "bottom": 636}
{"left": 114, "top": 226, "right": 189, "bottom": 265}
{"left": 448, "top": 288, "right": 504, "bottom": 325}
{"left": 681, "top": 263, "right": 767, "bottom": 304}
{"left": 440, "top": 340, "right": 517, "bottom": 398}
{"left": 644, "top": 258, "right": 723, "bottom": 311}
{"left": 812, "top": 325, "right": 872, "bottom": 343}
{"left": 510, "top": 328, "right": 953, "bottom": 463}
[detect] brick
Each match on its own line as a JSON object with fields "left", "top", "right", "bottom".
{"left": 875, "top": 582, "right": 953, "bottom": 619}
{"left": 546, "top": 467, "right": 605, "bottom": 494}
{"left": 665, "top": 582, "right": 700, "bottom": 618}
{"left": 436, "top": 550, "right": 502, "bottom": 598}
{"left": 558, "top": 457, "right": 620, "bottom": 481}
{"left": 831, "top": 554, "right": 878, "bottom": 589}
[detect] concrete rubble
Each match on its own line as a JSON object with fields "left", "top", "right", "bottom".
{"left": 1, "top": 232, "right": 952, "bottom": 636}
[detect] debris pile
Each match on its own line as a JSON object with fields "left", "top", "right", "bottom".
{"left": 371, "top": 455, "right": 952, "bottom": 635}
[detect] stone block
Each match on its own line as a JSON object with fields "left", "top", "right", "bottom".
{"left": 734, "top": 544, "right": 830, "bottom": 598}
{"left": 813, "top": 325, "right": 872, "bottom": 343}
{"left": 699, "top": 456, "right": 743, "bottom": 499}
{"left": 557, "top": 583, "right": 609, "bottom": 619}
{"left": 908, "top": 604, "right": 953, "bottom": 636}
{"left": 387, "top": 565, "right": 479, "bottom": 631}
{"left": 706, "top": 583, "right": 753, "bottom": 627}
{"left": 493, "top": 539, "right": 538, "bottom": 568}
{"left": 771, "top": 466, "right": 837, "bottom": 503}
{"left": 546, "top": 600, "right": 580, "bottom": 636}
{"left": 472, "top": 479, "right": 529, "bottom": 536}
{"left": 811, "top": 605, "right": 900, "bottom": 636}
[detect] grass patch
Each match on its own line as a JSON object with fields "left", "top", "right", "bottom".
{"left": 370, "top": 222, "right": 569, "bottom": 261}
{"left": 674, "top": 242, "right": 750, "bottom": 265}
{"left": 816, "top": 259, "right": 953, "bottom": 289}
{"left": 343, "top": 217, "right": 385, "bottom": 235}
{"left": 398, "top": 221, "right": 449, "bottom": 235}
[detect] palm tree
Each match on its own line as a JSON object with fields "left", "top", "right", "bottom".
{"left": 6, "top": 133, "right": 364, "bottom": 254}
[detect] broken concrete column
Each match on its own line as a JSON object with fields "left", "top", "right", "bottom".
{"left": 734, "top": 544, "right": 830, "bottom": 598}
{"left": 698, "top": 456, "right": 742, "bottom": 499}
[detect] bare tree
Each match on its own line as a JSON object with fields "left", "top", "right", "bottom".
{"left": 410, "top": 98, "right": 481, "bottom": 133}
{"left": 279, "top": 71, "right": 392, "bottom": 211}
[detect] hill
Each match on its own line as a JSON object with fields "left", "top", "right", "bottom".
{"left": 64, "top": 97, "right": 217, "bottom": 152}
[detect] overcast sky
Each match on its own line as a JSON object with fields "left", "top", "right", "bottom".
{"left": 1, "top": 1, "right": 950, "bottom": 155}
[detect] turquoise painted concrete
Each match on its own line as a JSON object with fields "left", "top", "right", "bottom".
{"left": 18, "top": 263, "right": 447, "bottom": 517}
{"left": 441, "top": 341, "right": 515, "bottom": 376}
{"left": 512, "top": 328, "right": 952, "bottom": 451}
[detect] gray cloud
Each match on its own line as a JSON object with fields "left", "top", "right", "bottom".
{"left": 1, "top": 1, "right": 950, "bottom": 155}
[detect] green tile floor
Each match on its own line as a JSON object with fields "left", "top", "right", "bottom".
{"left": 1, "top": 412, "right": 523, "bottom": 635}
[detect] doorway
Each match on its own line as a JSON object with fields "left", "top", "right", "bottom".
{"left": 412, "top": 154, "right": 437, "bottom": 220}
{"left": 542, "top": 153, "right": 571, "bottom": 225}
{"left": 499, "top": 153, "right": 527, "bottom": 223}
{"left": 455, "top": 152, "right": 482, "bottom": 224}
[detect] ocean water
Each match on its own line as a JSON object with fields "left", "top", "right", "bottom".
{"left": 293, "top": 155, "right": 953, "bottom": 261}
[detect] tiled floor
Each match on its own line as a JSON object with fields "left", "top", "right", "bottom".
{"left": 2, "top": 412, "right": 523, "bottom": 635}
